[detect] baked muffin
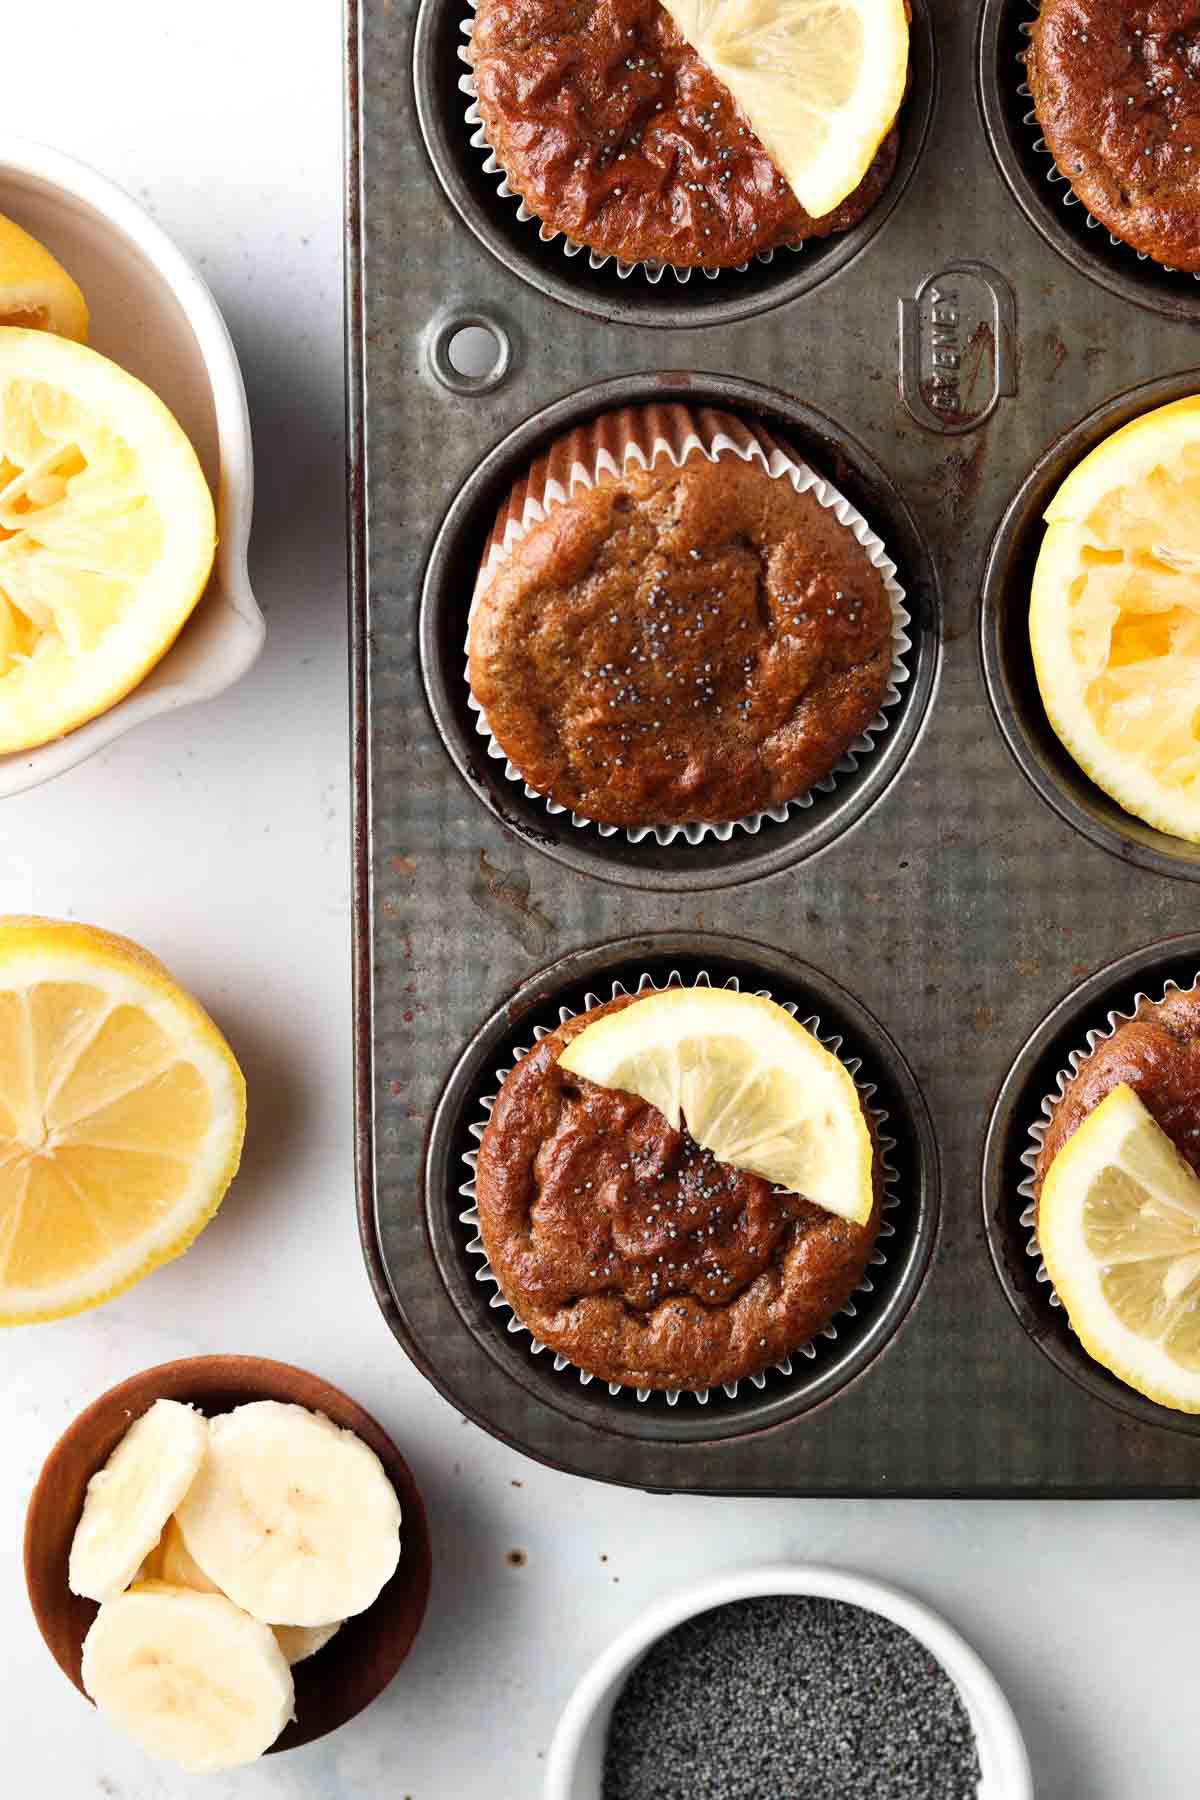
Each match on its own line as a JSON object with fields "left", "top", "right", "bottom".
{"left": 466, "top": 0, "right": 904, "bottom": 268}
{"left": 1036, "top": 987, "right": 1200, "bottom": 1197}
{"left": 473, "top": 994, "right": 883, "bottom": 1391}
{"left": 1028, "top": 1, "right": 1200, "bottom": 272}
{"left": 467, "top": 408, "right": 897, "bottom": 831}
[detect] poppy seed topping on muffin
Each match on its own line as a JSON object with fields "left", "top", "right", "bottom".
{"left": 1028, "top": 1, "right": 1200, "bottom": 271}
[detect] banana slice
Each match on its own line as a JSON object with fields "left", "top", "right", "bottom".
{"left": 68, "top": 1400, "right": 208, "bottom": 1603}
{"left": 81, "top": 1582, "right": 294, "bottom": 1773}
{"left": 152, "top": 1513, "right": 220, "bottom": 1593}
{"left": 152, "top": 1514, "right": 343, "bottom": 1664}
{"left": 272, "top": 1621, "right": 342, "bottom": 1666}
{"left": 175, "top": 1401, "right": 401, "bottom": 1627}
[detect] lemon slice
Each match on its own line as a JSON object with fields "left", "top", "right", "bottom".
{"left": 1039, "top": 1083, "right": 1200, "bottom": 1411}
{"left": 0, "top": 213, "right": 88, "bottom": 342}
{"left": 1031, "top": 395, "right": 1200, "bottom": 843}
{"left": 660, "top": 0, "right": 909, "bottom": 219}
{"left": 0, "top": 916, "right": 245, "bottom": 1325}
{"left": 0, "top": 328, "right": 216, "bottom": 754}
{"left": 557, "top": 987, "right": 874, "bottom": 1224}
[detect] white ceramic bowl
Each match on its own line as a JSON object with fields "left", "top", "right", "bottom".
{"left": 545, "top": 1562, "right": 1033, "bottom": 1800}
{"left": 0, "top": 135, "right": 263, "bottom": 796}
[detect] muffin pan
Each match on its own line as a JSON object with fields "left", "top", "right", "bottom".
{"left": 350, "top": 0, "right": 1200, "bottom": 1492}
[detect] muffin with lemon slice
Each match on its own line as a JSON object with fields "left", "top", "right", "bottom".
{"left": 464, "top": 0, "right": 910, "bottom": 270}
{"left": 1030, "top": 395, "right": 1200, "bottom": 845}
{"left": 473, "top": 985, "right": 882, "bottom": 1392}
{"left": 1033, "top": 986, "right": 1200, "bottom": 1414}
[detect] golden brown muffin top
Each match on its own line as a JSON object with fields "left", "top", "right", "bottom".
{"left": 467, "top": 0, "right": 901, "bottom": 267}
{"left": 1036, "top": 987, "right": 1200, "bottom": 1200}
{"left": 474, "top": 994, "right": 883, "bottom": 1391}
{"left": 1029, "top": 1, "right": 1200, "bottom": 271}
{"left": 468, "top": 450, "right": 895, "bottom": 829}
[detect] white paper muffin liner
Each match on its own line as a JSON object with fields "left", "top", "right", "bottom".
{"left": 465, "top": 408, "right": 912, "bottom": 849}
{"left": 458, "top": 967, "right": 901, "bottom": 1406}
{"left": 1019, "top": 972, "right": 1200, "bottom": 1311}
{"left": 1017, "top": 10, "right": 1200, "bottom": 280}
{"left": 458, "top": 2, "right": 808, "bottom": 284}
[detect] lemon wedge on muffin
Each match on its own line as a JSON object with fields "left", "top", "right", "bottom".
{"left": 660, "top": 0, "right": 910, "bottom": 218}
{"left": 558, "top": 986, "right": 874, "bottom": 1224}
{"left": 1039, "top": 1083, "right": 1200, "bottom": 1412}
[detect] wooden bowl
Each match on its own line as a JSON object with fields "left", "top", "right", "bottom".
{"left": 23, "top": 1355, "right": 432, "bottom": 1756}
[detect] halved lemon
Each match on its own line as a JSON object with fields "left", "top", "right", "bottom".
{"left": 659, "top": 0, "right": 909, "bottom": 219}
{"left": 0, "top": 916, "right": 246, "bottom": 1325}
{"left": 0, "top": 213, "right": 88, "bottom": 342}
{"left": 557, "top": 986, "right": 874, "bottom": 1224}
{"left": 1031, "top": 395, "right": 1200, "bottom": 843}
{"left": 0, "top": 328, "right": 216, "bottom": 753}
{"left": 1039, "top": 1083, "right": 1200, "bottom": 1412}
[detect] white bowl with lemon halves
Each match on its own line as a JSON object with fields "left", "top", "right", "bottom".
{"left": 0, "top": 134, "right": 263, "bottom": 796}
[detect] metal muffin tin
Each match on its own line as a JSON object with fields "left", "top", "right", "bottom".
{"left": 348, "top": 0, "right": 1200, "bottom": 1493}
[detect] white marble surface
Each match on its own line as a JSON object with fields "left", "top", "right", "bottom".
{"left": 1, "top": 5, "right": 1198, "bottom": 1797}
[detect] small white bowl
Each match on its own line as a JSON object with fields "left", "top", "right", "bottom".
{"left": 0, "top": 135, "right": 264, "bottom": 796}
{"left": 546, "top": 1562, "right": 1033, "bottom": 1800}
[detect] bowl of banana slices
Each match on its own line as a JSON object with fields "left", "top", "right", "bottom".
{"left": 23, "top": 1355, "right": 432, "bottom": 1771}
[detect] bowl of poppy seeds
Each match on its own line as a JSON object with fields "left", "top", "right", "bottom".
{"left": 544, "top": 1566, "right": 1032, "bottom": 1800}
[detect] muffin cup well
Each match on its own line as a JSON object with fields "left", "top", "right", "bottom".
{"left": 1018, "top": 971, "right": 1200, "bottom": 1313}
{"left": 456, "top": 3, "right": 801, "bottom": 286}
{"left": 465, "top": 401, "right": 911, "bottom": 849}
{"left": 457, "top": 966, "right": 900, "bottom": 1408}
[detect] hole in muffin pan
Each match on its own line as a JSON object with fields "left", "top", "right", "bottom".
{"left": 412, "top": 0, "right": 937, "bottom": 330}
{"left": 421, "top": 933, "right": 940, "bottom": 1446}
{"left": 428, "top": 310, "right": 513, "bottom": 394}
{"left": 980, "top": 368, "right": 1200, "bottom": 883}
{"left": 419, "top": 372, "right": 941, "bottom": 894}
{"left": 982, "top": 933, "right": 1200, "bottom": 1439}
{"left": 977, "top": 0, "right": 1200, "bottom": 323}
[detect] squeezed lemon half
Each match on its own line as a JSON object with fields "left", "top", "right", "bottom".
{"left": 0, "top": 916, "right": 245, "bottom": 1325}
{"left": 1039, "top": 1083, "right": 1200, "bottom": 1412}
{"left": 557, "top": 986, "right": 875, "bottom": 1225}
{"left": 1031, "top": 396, "right": 1200, "bottom": 843}
{"left": 0, "top": 212, "right": 88, "bottom": 341}
{"left": 0, "top": 328, "right": 215, "bottom": 753}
